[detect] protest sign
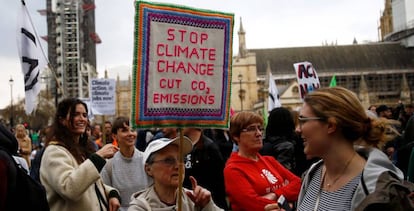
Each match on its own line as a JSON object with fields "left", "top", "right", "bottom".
{"left": 90, "top": 78, "right": 116, "bottom": 115}
{"left": 132, "top": 1, "right": 234, "bottom": 129}
{"left": 293, "top": 61, "right": 321, "bottom": 100}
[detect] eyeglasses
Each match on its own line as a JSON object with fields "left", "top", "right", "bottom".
{"left": 298, "top": 116, "right": 324, "bottom": 126}
{"left": 150, "top": 157, "right": 184, "bottom": 167}
{"left": 241, "top": 125, "right": 264, "bottom": 133}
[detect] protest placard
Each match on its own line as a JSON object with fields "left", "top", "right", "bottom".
{"left": 90, "top": 78, "right": 116, "bottom": 115}
{"left": 132, "top": 1, "right": 234, "bottom": 129}
{"left": 293, "top": 61, "right": 321, "bottom": 100}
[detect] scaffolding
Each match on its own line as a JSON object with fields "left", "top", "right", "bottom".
{"left": 46, "top": 0, "right": 99, "bottom": 102}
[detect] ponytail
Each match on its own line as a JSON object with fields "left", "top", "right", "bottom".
{"left": 363, "top": 117, "right": 400, "bottom": 149}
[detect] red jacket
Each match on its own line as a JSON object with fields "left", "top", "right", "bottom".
{"left": 224, "top": 152, "right": 301, "bottom": 211}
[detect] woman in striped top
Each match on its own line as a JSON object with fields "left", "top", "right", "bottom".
{"left": 291, "top": 87, "right": 403, "bottom": 211}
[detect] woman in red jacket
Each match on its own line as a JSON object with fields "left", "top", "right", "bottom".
{"left": 224, "top": 111, "right": 301, "bottom": 211}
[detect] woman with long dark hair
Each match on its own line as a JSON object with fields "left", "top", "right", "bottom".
{"left": 40, "top": 98, "right": 121, "bottom": 211}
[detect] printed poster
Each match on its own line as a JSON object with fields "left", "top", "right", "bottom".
{"left": 90, "top": 78, "right": 116, "bottom": 115}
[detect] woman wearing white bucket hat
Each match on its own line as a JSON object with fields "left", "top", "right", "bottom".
{"left": 128, "top": 137, "right": 223, "bottom": 211}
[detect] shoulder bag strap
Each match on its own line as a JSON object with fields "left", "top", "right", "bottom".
{"left": 360, "top": 170, "right": 370, "bottom": 195}
{"left": 95, "top": 183, "right": 108, "bottom": 211}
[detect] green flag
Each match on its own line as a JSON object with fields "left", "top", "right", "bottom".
{"left": 262, "top": 106, "right": 268, "bottom": 128}
{"left": 329, "top": 75, "right": 337, "bottom": 87}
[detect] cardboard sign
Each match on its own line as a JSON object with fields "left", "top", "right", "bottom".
{"left": 90, "top": 78, "right": 116, "bottom": 115}
{"left": 132, "top": 1, "right": 234, "bottom": 128}
{"left": 293, "top": 61, "right": 321, "bottom": 100}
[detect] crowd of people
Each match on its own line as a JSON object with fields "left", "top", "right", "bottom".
{"left": 1, "top": 86, "right": 414, "bottom": 210}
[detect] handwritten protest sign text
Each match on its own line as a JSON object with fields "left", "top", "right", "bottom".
{"left": 294, "top": 61, "right": 321, "bottom": 100}
{"left": 132, "top": 1, "right": 233, "bottom": 128}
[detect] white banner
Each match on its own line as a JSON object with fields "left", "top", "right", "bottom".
{"left": 17, "top": 1, "right": 48, "bottom": 114}
{"left": 268, "top": 72, "right": 281, "bottom": 112}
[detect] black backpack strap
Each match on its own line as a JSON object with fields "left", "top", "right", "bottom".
{"left": 95, "top": 182, "right": 108, "bottom": 211}
{"left": 360, "top": 170, "right": 370, "bottom": 195}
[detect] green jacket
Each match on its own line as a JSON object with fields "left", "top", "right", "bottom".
{"left": 356, "top": 170, "right": 414, "bottom": 210}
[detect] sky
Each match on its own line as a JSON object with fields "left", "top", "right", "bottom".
{"left": 0, "top": 0, "right": 384, "bottom": 110}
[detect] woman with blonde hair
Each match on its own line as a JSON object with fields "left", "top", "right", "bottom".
{"left": 294, "top": 87, "right": 404, "bottom": 210}
{"left": 15, "top": 123, "right": 32, "bottom": 167}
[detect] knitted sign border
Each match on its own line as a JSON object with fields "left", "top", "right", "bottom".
{"left": 132, "top": 1, "right": 234, "bottom": 129}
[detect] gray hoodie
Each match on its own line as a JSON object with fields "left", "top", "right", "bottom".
{"left": 128, "top": 185, "right": 223, "bottom": 211}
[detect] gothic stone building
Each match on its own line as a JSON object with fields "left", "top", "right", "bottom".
{"left": 231, "top": 20, "right": 414, "bottom": 112}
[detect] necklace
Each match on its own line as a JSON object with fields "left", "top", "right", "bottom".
{"left": 323, "top": 152, "right": 356, "bottom": 188}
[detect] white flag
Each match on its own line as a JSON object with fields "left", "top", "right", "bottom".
{"left": 268, "top": 72, "right": 281, "bottom": 112}
{"left": 17, "top": 1, "right": 48, "bottom": 114}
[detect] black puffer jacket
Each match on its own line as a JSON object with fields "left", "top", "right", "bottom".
{"left": 260, "top": 136, "right": 295, "bottom": 171}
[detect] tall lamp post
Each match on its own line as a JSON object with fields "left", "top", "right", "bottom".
{"left": 238, "top": 73, "right": 243, "bottom": 111}
{"left": 9, "top": 77, "right": 14, "bottom": 128}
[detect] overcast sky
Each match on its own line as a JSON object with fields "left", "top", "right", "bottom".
{"left": 0, "top": 0, "right": 384, "bottom": 109}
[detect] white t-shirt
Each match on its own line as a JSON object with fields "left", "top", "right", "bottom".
{"left": 13, "top": 155, "right": 29, "bottom": 174}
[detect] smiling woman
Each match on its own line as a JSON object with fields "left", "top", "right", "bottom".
{"left": 40, "top": 98, "right": 121, "bottom": 211}
{"left": 100, "top": 116, "right": 151, "bottom": 211}
{"left": 296, "top": 87, "right": 406, "bottom": 211}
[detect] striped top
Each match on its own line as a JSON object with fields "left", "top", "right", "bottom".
{"left": 297, "top": 165, "right": 361, "bottom": 211}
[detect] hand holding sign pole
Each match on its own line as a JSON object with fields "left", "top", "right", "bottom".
{"left": 133, "top": 1, "right": 234, "bottom": 210}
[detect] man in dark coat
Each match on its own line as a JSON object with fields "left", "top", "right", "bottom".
{"left": 182, "top": 128, "right": 228, "bottom": 210}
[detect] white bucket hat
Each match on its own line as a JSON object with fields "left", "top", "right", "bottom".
{"left": 143, "top": 136, "right": 192, "bottom": 165}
